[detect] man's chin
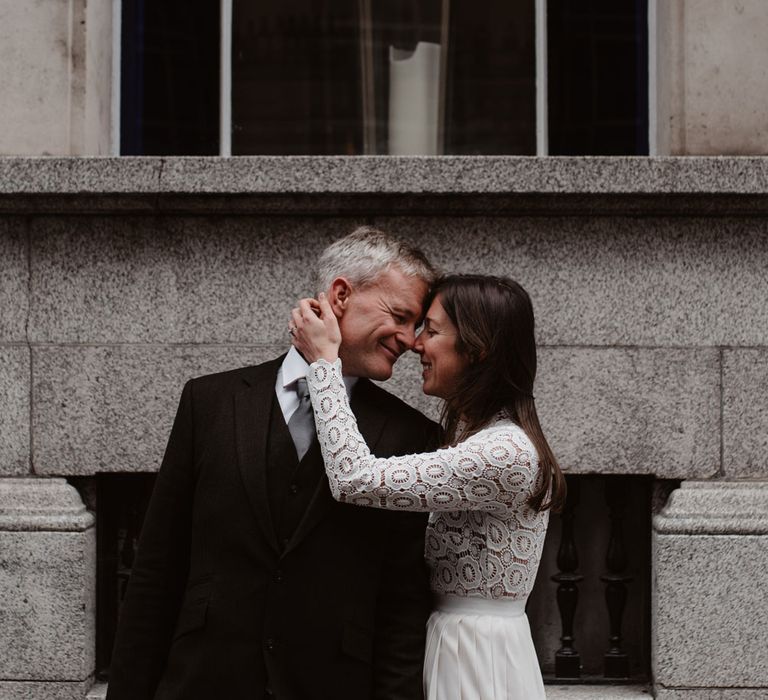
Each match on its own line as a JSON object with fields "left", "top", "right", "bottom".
{"left": 368, "top": 366, "right": 394, "bottom": 381}
{"left": 364, "top": 357, "right": 395, "bottom": 381}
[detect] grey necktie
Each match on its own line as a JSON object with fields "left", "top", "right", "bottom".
{"left": 287, "top": 377, "right": 315, "bottom": 461}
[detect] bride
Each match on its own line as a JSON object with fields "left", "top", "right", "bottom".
{"left": 290, "top": 274, "right": 565, "bottom": 700}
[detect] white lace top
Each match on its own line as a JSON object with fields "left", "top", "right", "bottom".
{"left": 307, "top": 359, "right": 550, "bottom": 601}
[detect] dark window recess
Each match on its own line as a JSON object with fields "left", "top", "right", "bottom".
{"left": 548, "top": 0, "right": 649, "bottom": 155}
{"left": 527, "top": 475, "right": 654, "bottom": 683}
{"left": 445, "top": 0, "right": 536, "bottom": 155}
{"left": 121, "top": 0, "right": 220, "bottom": 155}
{"left": 231, "top": 0, "right": 535, "bottom": 155}
{"left": 95, "top": 472, "right": 653, "bottom": 683}
{"left": 232, "top": 0, "right": 363, "bottom": 155}
{"left": 96, "top": 473, "right": 157, "bottom": 680}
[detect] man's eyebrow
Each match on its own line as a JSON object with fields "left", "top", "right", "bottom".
{"left": 391, "top": 304, "right": 419, "bottom": 318}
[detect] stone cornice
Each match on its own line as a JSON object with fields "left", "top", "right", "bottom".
{"left": 1, "top": 156, "right": 768, "bottom": 215}
{"left": 0, "top": 478, "right": 94, "bottom": 531}
{"left": 654, "top": 481, "right": 768, "bottom": 535}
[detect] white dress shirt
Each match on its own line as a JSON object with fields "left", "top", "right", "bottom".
{"left": 276, "top": 346, "right": 357, "bottom": 424}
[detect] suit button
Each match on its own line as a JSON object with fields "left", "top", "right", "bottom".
{"left": 266, "top": 638, "right": 276, "bottom": 653}
{"left": 275, "top": 569, "right": 283, "bottom": 582}
{"left": 289, "top": 483, "right": 299, "bottom": 494}
{"left": 265, "top": 685, "right": 274, "bottom": 696}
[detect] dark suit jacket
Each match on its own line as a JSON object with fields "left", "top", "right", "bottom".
{"left": 107, "top": 356, "right": 438, "bottom": 700}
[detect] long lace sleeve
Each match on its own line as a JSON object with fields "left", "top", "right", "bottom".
{"left": 306, "top": 359, "right": 539, "bottom": 513}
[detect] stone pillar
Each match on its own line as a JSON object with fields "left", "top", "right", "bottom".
{"left": 654, "top": 0, "right": 768, "bottom": 155}
{"left": 0, "top": 0, "right": 114, "bottom": 155}
{"left": 0, "top": 478, "right": 96, "bottom": 700}
{"left": 653, "top": 481, "right": 768, "bottom": 698}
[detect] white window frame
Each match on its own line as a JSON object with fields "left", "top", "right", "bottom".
{"left": 220, "top": 0, "right": 233, "bottom": 156}
{"left": 113, "top": 0, "right": 653, "bottom": 157}
{"left": 535, "top": 0, "right": 548, "bottom": 156}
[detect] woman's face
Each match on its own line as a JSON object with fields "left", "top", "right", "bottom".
{"left": 413, "top": 296, "right": 470, "bottom": 398}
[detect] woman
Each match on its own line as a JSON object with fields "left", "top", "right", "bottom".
{"left": 290, "top": 274, "right": 565, "bottom": 700}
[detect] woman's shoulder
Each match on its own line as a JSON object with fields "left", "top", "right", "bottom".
{"left": 469, "top": 417, "right": 537, "bottom": 454}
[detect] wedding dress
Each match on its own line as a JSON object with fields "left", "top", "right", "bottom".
{"left": 306, "top": 359, "right": 548, "bottom": 700}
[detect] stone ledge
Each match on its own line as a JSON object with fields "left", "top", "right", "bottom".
{"left": 0, "top": 678, "right": 95, "bottom": 700}
{"left": 656, "top": 690, "right": 768, "bottom": 699}
{"left": 653, "top": 481, "right": 768, "bottom": 534}
{"left": 1, "top": 156, "right": 768, "bottom": 195}
{"left": 85, "top": 683, "right": 652, "bottom": 699}
{"left": 547, "top": 687, "right": 652, "bottom": 699}
{"left": 0, "top": 478, "right": 94, "bottom": 531}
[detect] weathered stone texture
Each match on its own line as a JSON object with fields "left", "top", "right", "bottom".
{"left": 547, "top": 688, "right": 651, "bottom": 699}
{"left": 536, "top": 348, "right": 719, "bottom": 477}
{"left": 29, "top": 216, "right": 361, "bottom": 344}
{"left": 0, "top": 529, "right": 95, "bottom": 680}
{"left": 0, "top": 0, "right": 112, "bottom": 156}
{"left": 654, "top": 533, "right": 768, "bottom": 688}
{"left": 723, "top": 349, "right": 768, "bottom": 478}
{"left": 0, "top": 346, "right": 30, "bottom": 475}
{"left": 26, "top": 212, "right": 768, "bottom": 349}
{"left": 0, "top": 478, "right": 94, "bottom": 531}
{"left": 0, "top": 0, "right": 73, "bottom": 155}
{"left": 382, "top": 216, "right": 768, "bottom": 346}
{"left": 0, "top": 679, "right": 95, "bottom": 700}
{"left": 385, "top": 346, "right": 721, "bottom": 478}
{"left": 656, "top": 690, "right": 768, "bottom": 699}
{"left": 0, "top": 217, "right": 28, "bottom": 341}
{"left": 31, "top": 343, "right": 720, "bottom": 479}
{"left": 657, "top": 0, "right": 768, "bottom": 155}
{"left": 5, "top": 156, "right": 768, "bottom": 196}
{"left": 32, "top": 344, "right": 284, "bottom": 475}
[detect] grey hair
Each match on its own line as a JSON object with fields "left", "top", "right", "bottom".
{"left": 315, "top": 226, "right": 438, "bottom": 292}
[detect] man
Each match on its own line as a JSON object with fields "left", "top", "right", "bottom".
{"left": 107, "top": 228, "right": 440, "bottom": 700}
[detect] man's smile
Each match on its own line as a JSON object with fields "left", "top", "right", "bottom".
{"left": 379, "top": 342, "right": 400, "bottom": 362}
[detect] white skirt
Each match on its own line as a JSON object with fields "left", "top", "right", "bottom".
{"left": 424, "top": 595, "right": 546, "bottom": 700}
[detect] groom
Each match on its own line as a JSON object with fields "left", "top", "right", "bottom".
{"left": 107, "top": 228, "right": 440, "bottom": 700}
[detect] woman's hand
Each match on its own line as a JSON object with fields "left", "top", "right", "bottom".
{"left": 290, "top": 293, "right": 342, "bottom": 363}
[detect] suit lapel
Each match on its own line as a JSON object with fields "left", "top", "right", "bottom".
{"left": 285, "top": 378, "right": 389, "bottom": 554}
{"left": 234, "top": 358, "right": 283, "bottom": 554}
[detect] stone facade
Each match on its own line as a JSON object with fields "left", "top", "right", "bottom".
{"left": 655, "top": 0, "right": 768, "bottom": 155}
{"left": 0, "top": 157, "right": 767, "bottom": 699}
{"left": 2, "top": 1, "right": 768, "bottom": 698}
{"left": 0, "top": 0, "right": 113, "bottom": 156}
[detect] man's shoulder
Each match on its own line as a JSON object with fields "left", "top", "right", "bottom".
{"left": 185, "top": 355, "right": 284, "bottom": 395}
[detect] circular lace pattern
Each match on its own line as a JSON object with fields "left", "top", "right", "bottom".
{"left": 307, "top": 359, "right": 550, "bottom": 600}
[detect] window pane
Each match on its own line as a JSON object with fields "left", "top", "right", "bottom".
{"left": 231, "top": 0, "right": 536, "bottom": 155}
{"left": 445, "top": 0, "right": 536, "bottom": 155}
{"left": 548, "top": 0, "right": 649, "bottom": 155}
{"left": 232, "top": 0, "right": 363, "bottom": 155}
{"left": 121, "top": 0, "right": 220, "bottom": 156}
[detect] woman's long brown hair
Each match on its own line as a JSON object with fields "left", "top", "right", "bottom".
{"left": 429, "top": 274, "right": 566, "bottom": 513}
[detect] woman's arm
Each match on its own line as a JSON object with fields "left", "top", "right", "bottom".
{"left": 307, "top": 358, "right": 538, "bottom": 512}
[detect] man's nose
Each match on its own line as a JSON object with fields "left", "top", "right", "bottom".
{"left": 398, "top": 325, "right": 417, "bottom": 350}
{"left": 412, "top": 329, "right": 425, "bottom": 354}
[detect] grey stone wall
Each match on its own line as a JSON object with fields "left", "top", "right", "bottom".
{"left": 1, "top": 157, "right": 767, "bottom": 698}
{"left": 0, "top": 158, "right": 765, "bottom": 482}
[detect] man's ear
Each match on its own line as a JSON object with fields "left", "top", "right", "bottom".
{"left": 327, "top": 277, "right": 352, "bottom": 318}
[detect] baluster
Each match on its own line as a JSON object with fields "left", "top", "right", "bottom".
{"left": 117, "top": 483, "right": 141, "bottom": 600}
{"left": 551, "top": 476, "right": 583, "bottom": 678}
{"left": 601, "top": 477, "right": 633, "bottom": 678}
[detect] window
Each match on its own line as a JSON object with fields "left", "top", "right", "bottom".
{"left": 120, "top": 0, "right": 647, "bottom": 156}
